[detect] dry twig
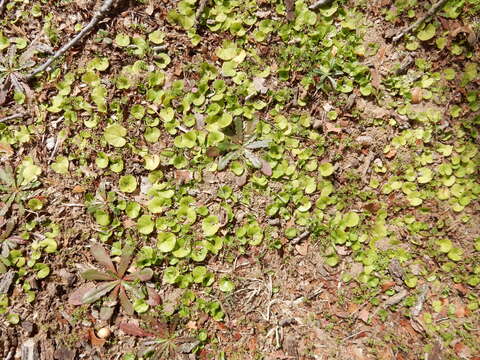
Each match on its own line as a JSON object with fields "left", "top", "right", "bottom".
{"left": 0, "top": 113, "right": 25, "bottom": 123}
{"left": 392, "top": 0, "right": 449, "bottom": 42}
{"left": 26, "top": 0, "right": 115, "bottom": 80}
{"left": 291, "top": 230, "right": 310, "bottom": 245}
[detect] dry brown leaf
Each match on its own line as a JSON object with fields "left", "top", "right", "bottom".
{"left": 186, "top": 320, "right": 197, "bottom": 330}
{"left": 0, "top": 142, "right": 14, "bottom": 156}
{"left": 174, "top": 170, "right": 193, "bottom": 184}
{"left": 455, "top": 303, "right": 467, "bottom": 318}
{"left": 295, "top": 242, "right": 308, "bottom": 256}
{"left": 260, "top": 159, "right": 272, "bottom": 176}
{"left": 357, "top": 308, "right": 370, "bottom": 323}
{"left": 385, "top": 148, "right": 397, "bottom": 159}
{"left": 381, "top": 281, "right": 396, "bottom": 292}
{"left": 88, "top": 329, "right": 106, "bottom": 347}
{"left": 454, "top": 342, "right": 471, "bottom": 358}
{"left": 206, "top": 146, "right": 220, "bottom": 157}
{"left": 235, "top": 174, "right": 247, "bottom": 187}
{"left": 72, "top": 185, "right": 86, "bottom": 193}
{"left": 370, "top": 67, "right": 381, "bottom": 89}
{"left": 147, "top": 286, "right": 162, "bottom": 306}
{"left": 324, "top": 122, "right": 342, "bottom": 133}
{"left": 285, "top": 0, "right": 295, "bottom": 21}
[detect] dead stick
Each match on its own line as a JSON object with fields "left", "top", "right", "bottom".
{"left": 194, "top": 0, "right": 208, "bottom": 27}
{"left": 291, "top": 230, "right": 310, "bottom": 245}
{"left": 0, "top": 113, "right": 25, "bottom": 123}
{"left": 26, "top": 0, "right": 114, "bottom": 80}
{"left": 392, "top": 0, "right": 449, "bottom": 42}
{"left": 309, "top": 0, "right": 333, "bottom": 10}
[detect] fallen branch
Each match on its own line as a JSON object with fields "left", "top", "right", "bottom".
{"left": 291, "top": 230, "right": 310, "bottom": 245}
{"left": 309, "top": 0, "right": 333, "bottom": 10}
{"left": 392, "top": 0, "right": 449, "bottom": 42}
{"left": 26, "top": 0, "right": 115, "bottom": 80}
{"left": 0, "top": 113, "right": 25, "bottom": 123}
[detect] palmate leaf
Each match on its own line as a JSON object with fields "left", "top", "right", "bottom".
{"left": 81, "top": 269, "right": 116, "bottom": 281}
{"left": 82, "top": 281, "right": 119, "bottom": 304}
{"left": 90, "top": 243, "right": 117, "bottom": 274}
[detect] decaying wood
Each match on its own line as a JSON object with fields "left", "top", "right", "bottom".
{"left": 26, "top": 0, "right": 115, "bottom": 80}
{"left": 392, "top": 0, "right": 449, "bottom": 42}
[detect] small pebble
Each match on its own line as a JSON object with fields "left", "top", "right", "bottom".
{"left": 356, "top": 135, "right": 373, "bottom": 146}
{"left": 97, "top": 327, "right": 111, "bottom": 339}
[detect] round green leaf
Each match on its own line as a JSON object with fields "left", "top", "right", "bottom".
{"left": 104, "top": 123, "right": 127, "bottom": 147}
{"left": 119, "top": 175, "right": 137, "bottom": 193}
{"left": 157, "top": 232, "right": 177, "bottom": 253}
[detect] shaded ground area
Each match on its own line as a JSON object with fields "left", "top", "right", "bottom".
{"left": 0, "top": 0, "right": 479, "bottom": 359}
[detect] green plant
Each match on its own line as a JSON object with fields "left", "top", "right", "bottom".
{"left": 216, "top": 118, "right": 271, "bottom": 174}
{"left": 0, "top": 163, "right": 41, "bottom": 216}
{"left": 0, "top": 40, "right": 51, "bottom": 101}
{"left": 70, "top": 243, "right": 153, "bottom": 315}
{"left": 119, "top": 319, "right": 200, "bottom": 359}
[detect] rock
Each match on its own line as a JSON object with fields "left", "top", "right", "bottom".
{"left": 97, "top": 327, "right": 111, "bottom": 339}
{"left": 356, "top": 135, "right": 373, "bottom": 146}
{"left": 21, "top": 339, "right": 39, "bottom": 360}
{"left": 45, "top": 137, "right": 56, "bottom": 151}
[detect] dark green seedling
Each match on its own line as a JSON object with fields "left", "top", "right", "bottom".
{"left": 0, "top": 41, "right": 51, "bottom": 100}
{"left": 0, "top": 164, "right": 41, "bottom": 217}
{"left": 217, "top": 118, "right": 271, "bottom": 174}
{"left": 119, "top": 318, "right": 199, "bottom": 360}
{"left": 79, "top": 243, "right": 153, "bottom": 315}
